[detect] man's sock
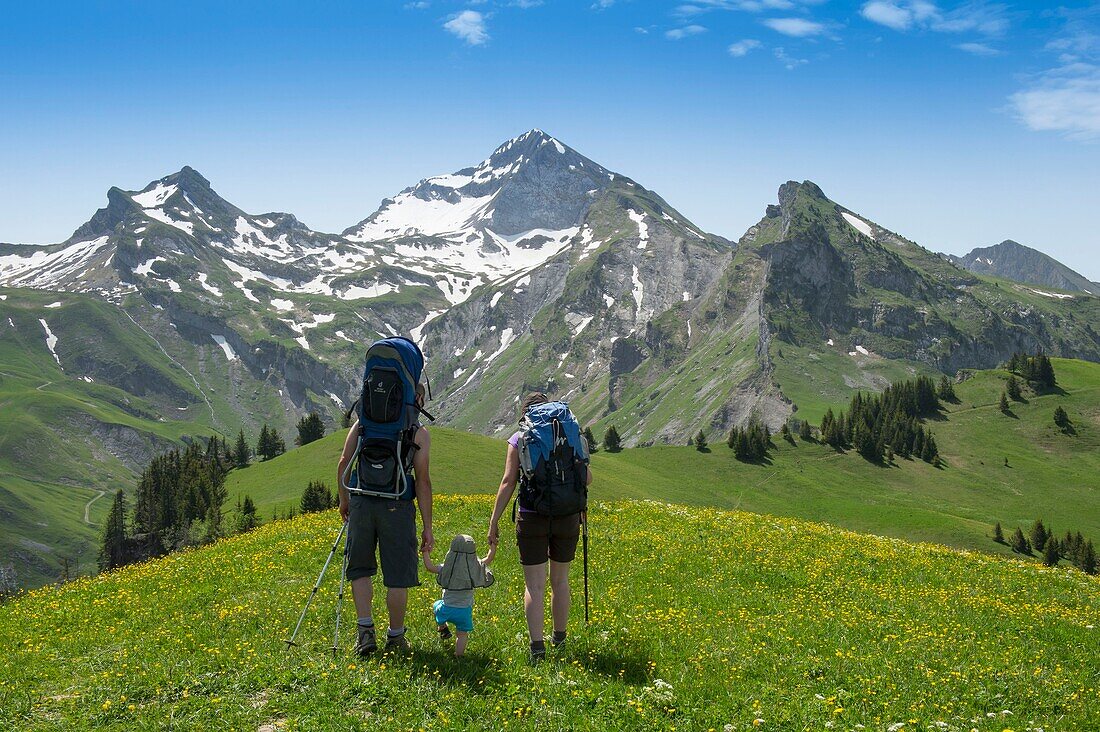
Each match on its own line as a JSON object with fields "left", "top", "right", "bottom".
{"left": 552, "top": 630, "right": 567, "bottom": 646}
{"left": 357, "top": 617, "right": 374, "bottom": 628}
{"left": 388, "top": 626, "right": 406, "bottom": 638}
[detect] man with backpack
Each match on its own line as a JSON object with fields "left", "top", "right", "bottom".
{"left": 337, "top": 338, "right": 434, "bottom": 656}
{"left": 487, "top": 392, "right": 592, "bottom": 661}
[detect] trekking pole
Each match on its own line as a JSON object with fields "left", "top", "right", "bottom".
{"left": 582, "top": 511, "right": 590, "bottom": 624}
{"left": 284, "top": 521, "right": 347, "bottom": 650}
{"left": 331, "top": 539, "right": 349, "bottom": 657}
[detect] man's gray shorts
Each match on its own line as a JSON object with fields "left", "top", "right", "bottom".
{"left": 345, "top": 495, "right": 419, "bottom": 588}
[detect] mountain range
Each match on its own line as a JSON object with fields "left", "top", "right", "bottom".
{"left": 2, "top": 129, "right": 1099, "bottom": 585}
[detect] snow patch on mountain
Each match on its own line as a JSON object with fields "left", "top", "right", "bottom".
{"left": 483, "top": 327, "right": 515, "bottom": 367}
{"left": 211, "top": 334, "right": 238, "bottom": 361}
{"left": 134, "top": 256, "right": 165, "bottom": 277}
{"left": 565, "top": 312, "right": 594, "bottom": 335}
{"left": 143, "top": 208, "right": 195, "bottom": 236}
{"left": 841, "top": 212, "right": 874, "bottom": 239}
{"left": 628, "top": 209, "right": 649, "bottom": 250}
{"left": 0, "top": 237, "right": 110, "bottom": 288}
{"left": 196, "top": 273, "right": 222, "bottom": 297}
{"left": 39, "top": 319, "right": 61, "bottom": 367}
{"left": 131, "top": 183, "right": 177, "bottom": 208}
{"left": 1030, "top": 288, "right": 1074, "bottom": 300}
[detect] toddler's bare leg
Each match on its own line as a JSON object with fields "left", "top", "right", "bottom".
{"left": 455, "top": 631, "right": 469, "bottom": 656}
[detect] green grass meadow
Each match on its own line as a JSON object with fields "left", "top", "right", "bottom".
{"left": 231, "top": 358, "right": 1100, "bottom": 557}
{"left": 2, "top": 497, "right": 1098, "bottom": 730}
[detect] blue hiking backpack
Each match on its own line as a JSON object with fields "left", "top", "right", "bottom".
{"left": 517, "top": 401, "right": 590, "bottom": 517}
{"left": 342, "top": 337, "right": 433, "bottom": 499}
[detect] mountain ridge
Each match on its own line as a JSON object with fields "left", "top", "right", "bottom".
{"left": 948, "top": 239, "right": 1099, "bottom": 295}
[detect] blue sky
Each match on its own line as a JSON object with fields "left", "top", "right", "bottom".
{"left": 2, "top": 1, "right": 1098, "bottom": 279}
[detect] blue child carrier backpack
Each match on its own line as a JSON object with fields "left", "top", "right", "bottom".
{"left": 342, "top": 337, "right": 433, "bottom": 499}
{"left": 517, "top": 401, "right": 590, "bottom": 517}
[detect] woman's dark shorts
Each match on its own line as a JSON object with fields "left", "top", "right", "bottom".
{"left": 345, "top": 495, "right": 419, "bottom": 588}
{"left": 516, "top": 511, "right": 581, "bottom": 565}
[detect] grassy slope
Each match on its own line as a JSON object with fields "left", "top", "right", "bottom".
{"left": 230, "top": 358, "right": 1100, "bottom": 557}
{"left": 2, "top": 496, "right": 1097, "bottom": 731}
{"left": 0, "top": 287, "right": 320, "bottom": 588}
{"left": 0, "top": 291, "right": 210, "bottom": 585}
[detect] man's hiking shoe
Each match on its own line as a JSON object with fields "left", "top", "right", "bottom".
{"left": 438, "top": 624, "right": 452, "bottom": 641}
{"left": 551, "top": 630, "right": 567, "bottom": 650}
{"left": 355, "top": 625, "right": 378, "bottom": 656}
{"left": 529, "top": 640, "right": 546, "bottom": 663}
{"left": 384, "top": 630, "right": 412, "bottom": 654}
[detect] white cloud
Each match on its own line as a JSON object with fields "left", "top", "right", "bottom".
{"left": 860, "top": 1, "right": 1008, "bottom": 37}
{"left": 511, "top": 0, "right": 543, "bottom": 6}
{"left": 666, "top": 24, "right": 707, "bottom": 40}
{"left": 728, "top": 38, "right": 763, "bottom": 56}
{"left": 403, "top": 1, "right": 430, "bottom": 8}
{"left": 763, "top": 17, "right": 825, "bottom": 37}
{"left": 444, "top": 10, "right": 488, "bottom": 45}
{"left": 861, "top": 1, "right": 915, "bottom": 30}
{"left": 956, "top": 41, "right": 1000, "bottom": 56}
{"left": 674, "top": 0, "right": 818, "bottom": 15}
{"left": 774, "top": 46, "right": 808, "bottom": 68}
{"left": 591, "top": 0, "right": 615, "bottom": 8}
{"left": 1010, "top": 62, "right": 1100, "bottom": 141}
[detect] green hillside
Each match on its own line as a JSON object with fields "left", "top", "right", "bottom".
{"left": 232, "top": 358, "right": 1100, "bottom": 557}
{"left": 0, "top": 288, "right": 332, "bottom": 588}
{"left": 2, "top": 496, "right": 1097, "bottom": 730}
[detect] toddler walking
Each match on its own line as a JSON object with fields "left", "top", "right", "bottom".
{"left": 422, "top": 534, "right": 495, "bottom": 656}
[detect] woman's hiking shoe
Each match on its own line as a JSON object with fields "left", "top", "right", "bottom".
{"left": 551, "top": 630, "right": 567, "bottom": 649}
{"left": 438, "top": 624, "right": 452, "bottom": 641}
{"left": 529, "top": 640, "right": 546, "bottom": 663}
{"left": 384, "top": 629, "right": 412, "bottom": 654}
{"left": 355, "top": 624, "right": 378, "bottom": 656}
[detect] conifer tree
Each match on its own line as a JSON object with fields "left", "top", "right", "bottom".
{"left": 780, "top": 423, "right": 794, "bottom": 444}
{"left": 993, "top": 521, "right": 1004, "bottom": 544}
{"left": 694, "top": 430, "right": 708, "bottom": 451}
{"left": 1054, "top": 406, "right": 1070, "bottom": 430}
{"left": 603, "top": 425, "right": 622, "bottom": 452}
{"left": 270, "top": 427, "right": 286, "bottom": 458}
{"left": 1034, "top": 353, "right": 1057, "bottom": 390}
{"left": 1030, "top": 519, "right": 1049, "bottom": 553}
{"left": 256, "top": 425, "right": 271, "bottom": 460}
{"left": 236, "top": 495, "right": 259, "bottom": 533}
{"left": 583, "top": 427, "right": 598, "bottom": 454}
{"left": 799, "top": 420, "right": 812, "bottom": 441}
{"left": 1043, "top": 539, "right": 1061, "bottom": 567}
{"left": 234, "top": 429, "right": 251, "bottom": 468}
{"left": 999, "top": 391, "right": 1011, "bottom": 414}
{"left": 1006, "top": 376, "right": 1022, "bottom": 401}
{"left": 1010, "top": 526, "right": 1031, "bottom": 555}
{"left": 1083, "top": 540, "right": 1097, "bottom": 575}
{"left": 937, "top": 375, "right": 956, "bottom": 401}
{"left": 295, "top": 413, "right": 325, "bottom": 446}
{"left": 98, "top": 490, "right": 128, "bottom": 571}
{"left": 301, "top": 480, "right": 334, "bottom": 514}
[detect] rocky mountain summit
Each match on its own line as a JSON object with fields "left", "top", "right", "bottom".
{"left": 949, "top": 240, "right": 1099, "bottom": 295}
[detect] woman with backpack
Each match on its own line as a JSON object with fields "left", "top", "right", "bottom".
{"left": 487, "top": 392, "right": 592, "bottom": 662}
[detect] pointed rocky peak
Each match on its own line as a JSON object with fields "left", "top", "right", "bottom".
{"left": 118, "top": 167, "right": 244, "bottom": 238}
{"left": 345, "top": 130, "right": 620, "bottom": 241}
{"left": 68, "top": 187, "right": 144, "bottom": 241}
